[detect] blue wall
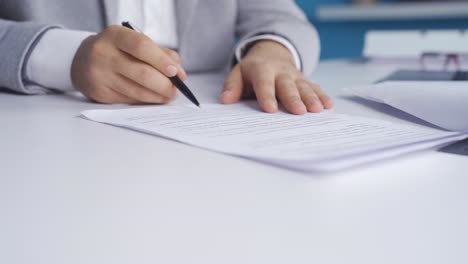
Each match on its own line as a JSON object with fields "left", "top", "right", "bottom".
{"left": 295, "top": 0, "right": 468, "bottom": 60}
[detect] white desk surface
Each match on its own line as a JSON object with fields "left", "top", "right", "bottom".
{"left": 1, "top": 60, "right": 467, "bottom": 264}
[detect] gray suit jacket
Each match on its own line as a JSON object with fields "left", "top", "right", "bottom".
{"left": 0, "top": 0, "right": 319, "bottom": 94}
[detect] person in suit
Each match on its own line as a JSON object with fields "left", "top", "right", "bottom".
{"left": 0, "top": 0, "right": 333, "bottom": 114}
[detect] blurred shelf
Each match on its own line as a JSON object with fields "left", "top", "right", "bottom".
{"left": 316, "top": 2, "right": 468, "bottom": 22}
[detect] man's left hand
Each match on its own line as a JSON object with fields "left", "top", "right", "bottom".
{"left": 221, "top": 40, "right": 333, "bottom": 115}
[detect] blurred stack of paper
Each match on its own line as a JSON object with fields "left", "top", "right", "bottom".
{"left": 349, "top": 81, "right": 468, "bottom": 131}
{"left": 364, "top": 30, "right": 468, "bottom": 59}
{"left": 363, "top": 30, "right": 468, "bottom": 70}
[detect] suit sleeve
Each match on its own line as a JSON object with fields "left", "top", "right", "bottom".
{"left": 0, "top": 19, "right": 59, "bottom": 94}
{"left": 235, "top": 0, "right": 320, "bottom": 76}
{"left": 26, "top": 29, "right": 94, "bottom": 92}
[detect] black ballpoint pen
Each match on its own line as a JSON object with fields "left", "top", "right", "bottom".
{"left": 121, "top": 21, "right": 200, "bottom": 107}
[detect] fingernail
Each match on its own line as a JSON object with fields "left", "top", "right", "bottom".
{"left": 166, "top": 65, "right": 178, "bottom": 77}
{"left": 309, "top": 99, "right": 324, "bottom": 112}
{"left": 266, "top": 99, "right": 278, "bottom": 112}
{"left": 179, "top": 64, "right": 187, "bottom": 77}
{"left": 293, "top": 100, "right": 304, "bottom": 109}
{"left": 222, "top": 90, "right": 232, "bottom": 97}
{"left": 181, "top": 65, "right": 187, "bottom": 74}
{"left": 324, "top": 97, "right": 334, "bottom": 109}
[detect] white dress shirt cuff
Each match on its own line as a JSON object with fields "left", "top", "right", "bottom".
{"left": 25, "top": 29, "right": 95, "bottom": 91}
{"left": 235, "top": 34, "right": 302, "bottom": 71}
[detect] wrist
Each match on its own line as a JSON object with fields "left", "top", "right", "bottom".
{"left": 71, "top": 34, "right": 99, "bottom": 93}
{"left": 245, "top": 40, "right": 296, "bottom": 66}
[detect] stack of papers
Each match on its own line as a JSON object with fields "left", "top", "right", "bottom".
{"left": 349, "top": 81, "right": 468, "bottom": 131}
{"left": 81, "top": 103, "right": 467, "bottom": 172}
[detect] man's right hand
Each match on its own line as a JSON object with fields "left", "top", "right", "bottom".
{"left": 71, "top": 26, "right": 186, "bottom": 104}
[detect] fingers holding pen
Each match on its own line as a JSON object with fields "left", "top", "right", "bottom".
{"left": 114, "top": 53, "right": 177, "bottom": 100}
{"left": 71, "top": 25, "right": 186, "bottom": 105}
{"left": 110, "top": 74, "right": 172, "bottom": 104}
{"left": 115, "top": 27, "right": 186, "bottom": 80}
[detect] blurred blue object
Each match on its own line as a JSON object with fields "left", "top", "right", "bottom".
{"left": 295, "top": 0, "right": 468, "bottom": 60}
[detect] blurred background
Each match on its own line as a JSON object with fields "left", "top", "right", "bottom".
{"left": 294, "top": 0, "right": 468, "bottom": 59}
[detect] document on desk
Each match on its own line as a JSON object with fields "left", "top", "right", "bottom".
{"left": 81, "top": 103, "right": 467, "bottom": 172}
{"left": 349, "top": 81, "right": 468, "bottom": 131}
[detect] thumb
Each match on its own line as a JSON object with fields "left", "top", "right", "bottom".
{"left": 221, "top": 65, "right": 244, "bottom": 104}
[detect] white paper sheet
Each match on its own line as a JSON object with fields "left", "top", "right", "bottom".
{"left": 81, "top": 103, "right": 467, "bottom": 172}
{"left": 348, "top": 81, "right": 468, "bottom": 131}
